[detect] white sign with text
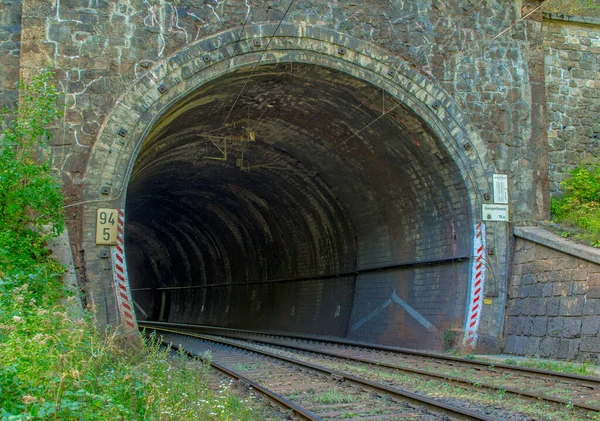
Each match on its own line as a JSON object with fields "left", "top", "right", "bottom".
{"left": 482, "top": 204, "right": 509, "bottom": 222}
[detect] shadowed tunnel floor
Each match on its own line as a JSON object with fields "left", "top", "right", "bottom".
{"left": 125, "top": 63, "right": 472, "bottom": 350}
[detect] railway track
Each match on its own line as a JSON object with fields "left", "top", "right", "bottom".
{"left": 142, "top": 324, "right": 502, "bottom": 420}
{"left": 140, "top": 321, "right": 600, "bottom": 418}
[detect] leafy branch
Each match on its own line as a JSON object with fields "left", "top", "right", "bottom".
{"left": 0, "top": 69, "right": 64, "bottom": 271}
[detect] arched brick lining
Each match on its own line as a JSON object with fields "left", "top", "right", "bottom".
{"left": 81, "top": 24, "right": 500, "bottom": 344}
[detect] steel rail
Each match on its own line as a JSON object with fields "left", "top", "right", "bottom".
{"left": 139, "top": 321, "right": 600, "bottom": 389}
{"left": 144, "top": 325, "right": 501, "bottom": 421}
{"left": 169, "top": 327, "right": 600, "bottom": 412}
{"left": 166, "top": 342, "right": 323, "bottom": 421}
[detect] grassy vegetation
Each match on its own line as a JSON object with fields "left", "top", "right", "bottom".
{"left": 503, "top": 358, "right": 597, "bottom": 376}
{"left": 551, "top": 166, "right": 600, "bottom": 248}
{"left": 264, "top": 344, "right": 599, "bottom": 421}
{"left": 330, "top": 361, "right": 599, "bottom": 421}
{"left": 0, "top": 70, "right": 264, "bottom": 420}
{"left": 313, "top": 389, "right": 357, "bottom": 404}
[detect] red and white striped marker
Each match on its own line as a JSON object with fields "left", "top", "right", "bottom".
{"left": 111, "top": 209, "right": 138, "bottom": 331}
{"left": 465, "top": 222, "right": 485, "bottom": 347}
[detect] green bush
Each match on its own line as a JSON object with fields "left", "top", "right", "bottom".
{"left": 551, "top": 166, "right": 600, "bottom": 247}
{"left": 0, "top": 69, "right": 64, "bottom": 274}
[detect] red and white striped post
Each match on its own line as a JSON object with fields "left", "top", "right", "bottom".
{"left": 111, "top": 209, "right": 138, "bottom": 332}
{"left": 465, "top": 222, "right": 485, "bottom": 347}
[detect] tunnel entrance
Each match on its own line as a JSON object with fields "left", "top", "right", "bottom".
{"left": 125, "top": 63, "right": 472, "bottom": 349}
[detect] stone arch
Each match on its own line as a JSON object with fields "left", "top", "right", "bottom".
{"left": 81, "top": 23, "right": 499, "bottom": 346}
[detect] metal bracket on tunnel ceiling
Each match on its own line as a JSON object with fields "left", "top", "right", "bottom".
{"left": 110, "top": 209, "right": 138, "bottom": 333}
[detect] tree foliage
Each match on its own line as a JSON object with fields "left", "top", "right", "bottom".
{"left": 551, "top": 166, "right": 600, "bottom": 247}
{"left": 0, "top": 69, "right": 64, "bottom": 273}
{"left": 543, "top": 0, "right": 600, "bottom": 17}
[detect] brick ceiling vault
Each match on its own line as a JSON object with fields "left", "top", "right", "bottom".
{"left": 124, "top": 63, "right": 473, "bottom": 347}
{"left": 80, "top": 24, "right": 500, "bottom": 347}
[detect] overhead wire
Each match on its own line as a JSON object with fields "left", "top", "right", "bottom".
{"left": 186, "top": 0, "right": 487, "bottom": 159}
{"left": 65, "top": 0, "right": 557, "bottom": 210}
{"left": 218, "top": 0, "right": 296, "bottom": 132}
{"left": 306, "top": 0, "right": 488, "bottom": 153}
{"left": 455, "top": 0, "right": 559, "bottom": 67}
{"left": 329, "top": 0, "right": 557, "bottom": 190}
{"left": 320, "top": 0, "right": 558, "bottom": 280}
{"left": 64, "top": 1, "right": 295, "bottom": 209}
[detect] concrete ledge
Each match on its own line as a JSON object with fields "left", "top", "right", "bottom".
{"left": 543, "top": 12, "right": 600, "bottom": 27}
{"left": 513, "top": 226, "right": 600, "bottom": 265}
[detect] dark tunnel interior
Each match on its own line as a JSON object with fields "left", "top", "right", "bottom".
{"left": 125, "top": 63, "right": 473, "bottom": 349}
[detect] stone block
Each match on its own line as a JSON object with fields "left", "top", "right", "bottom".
{"left": 580, "top": 337, "right": 600, "bottom": 353}
{"left": 573, "top": 282, "right": 587, "bottom": 295}
{"left": 562, "top": 318, "right": 582, "bottom": 338}
{"left": 520, "top": 298, "right": 531, "bottom": 316}
{"left": 524, "top": 337, "right": 541, "bottom": 357}
{"left": 553, "top": 282, "right": 572, "bottom": 296}
{"left": 506, "top": 299, "right": 521, "bottom": 316}
{"left": 521, "top": 263, "right": 538, "bottom": 276}
{"left": 587, "top": 286, "right": 600, "bottom": 299}
{"left": 568, "top": 339, "right": 581, "bottom": 361}
{"left": 505, "top": 317, "right": 524, "bottom": 335}
{"left": 519, "top": 287, "right": 529, "bottom": 299}
{"left": 559, "top": 296, "right": 584, "bottom": 316}
{"left": 535, "top": 246, "right": 553, "bottom": 260}
{"left": 542, "top": 283, "right": 553, "bottom": 297}
{"left": 545, "top": 269, "right": 564, "bottom": 284}
{"left": 521, "top": 273, "right": 535, "bottom": 286}
{"left": 548, "top": 317, "right": 563, "bottom": 337}
{"left": 508, "top": 285, "right": 520, "bottom": 299}
{"left": 583, "top": 299, "right": 596, "bottom": 315}
{"left": 530, "top": 298, "right": 547, "bottom": 316}
{"left": 580, "top": 353, "right": 599, "bottom": 365}
{"left": 569, "top": 269, "right": 589, "bottom": 282}
{"left": 532, "top": 317, "right": 548, "bottom": 337}
{"left": 547, "top": 297, "right": 560, "bottom": 316}
{"left": 528, "top": 284, "right": 543, "bottom": 298}
{"left": 582, "top": 316, "right": 599, "bottom": 336}
{"left": 48, "top": 23, "right": 71, "bottom": 44}
{"left": 516, "top": 247, "right": 536, "bottom": 264}
{"left": 539, "top": 337, "right": 569, "bottom": 359}
{"left": 505, "top": 318, "right": 516, "bottom": 335}
{"left": 556, "top": 338, "right": 571, "bottom": 359}
{"left": 503, "top": 335, "right": 519, "bottom": 354}
{"left": 522, "top": 317, "right": 533, "bottom": 336}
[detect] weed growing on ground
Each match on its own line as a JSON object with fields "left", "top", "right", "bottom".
{"left": 503, "top": 358, "right": 597, "bottom": 376}
{"left": 314, "top": 389, "right": 357, "bottom": 404}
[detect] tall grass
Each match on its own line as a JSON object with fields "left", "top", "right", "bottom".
{"left": 0, "top": 262, "right": 265, "bottom": 420}
{"left": 0, "top": 69, "right": 265, "bottom": 420}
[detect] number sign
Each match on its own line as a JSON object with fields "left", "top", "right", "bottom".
{"left": 96, "top": 209, "right": 118, "bottom": 245}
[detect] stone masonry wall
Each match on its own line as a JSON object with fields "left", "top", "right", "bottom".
{"left": 12, "top": 0, "right": 549, "bottom": 338}
{"left": 544, "top": 14, "right": 600, "bottom": 195}
{"left": 504, "top": 230, "right": 600, "bottom": 362}
{"left": 15, "top": 0, "right": 548, "bottom": 223}
{"left": 0, "top": 0, "right": 21, "bottom": 109}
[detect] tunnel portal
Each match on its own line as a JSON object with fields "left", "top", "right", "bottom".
{"left": 125, "top": 63, "right": 473, "bottom": 349}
